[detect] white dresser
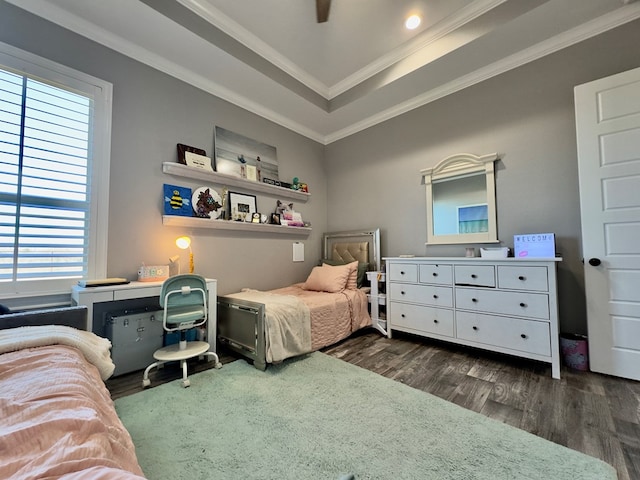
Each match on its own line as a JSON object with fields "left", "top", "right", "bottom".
{"left": 384, "top": 257, "right": 562, "bottom": 378}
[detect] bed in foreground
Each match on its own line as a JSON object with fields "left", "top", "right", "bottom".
{"left": 217, "top": 229, "right": 381, "bottom": 370}
{"left": 0, "top": 306, "right": 146, "bottom": 480}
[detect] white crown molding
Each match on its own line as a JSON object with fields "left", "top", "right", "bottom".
{"left": 328, "top": 0, "right": 508, "bottom": 98}
{"left": 324, "top": 3, "right": 640, "bottom": 144}
{"left": 176, "top": 0, "right": 331, "bottom": 98}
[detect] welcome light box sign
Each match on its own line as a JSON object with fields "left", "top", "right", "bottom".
{"left": 514, "top": 233, "right": 556, "bottom": 258}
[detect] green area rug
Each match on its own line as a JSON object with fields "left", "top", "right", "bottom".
{"left": 115, "top": 352, "right": 616, "bottom": 480}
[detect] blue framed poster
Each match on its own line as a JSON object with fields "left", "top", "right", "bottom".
{"left": 163, "top": 184, "right": 192, "bottom": 216}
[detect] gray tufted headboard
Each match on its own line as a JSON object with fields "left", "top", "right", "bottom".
{"left": 322, "top": 229, "right": 381, "bottom": 271}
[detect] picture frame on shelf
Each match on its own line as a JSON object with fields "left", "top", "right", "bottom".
{"left": 270, "top": 213, "right": 281, "bottom": 225}
{"left": 191, "top": 186, "right": 223, "bottom": 219}
{"left": 228, "top": 191, "right": 257, "bottom": 222}
{"left": 177, "top": 143, "right": 208, "bottom": 165}
{"left": 251, "top": 212, "right": 261, "bottom": 223}
{"left": 214, "top": 126, "right": 278, "bottom": 181}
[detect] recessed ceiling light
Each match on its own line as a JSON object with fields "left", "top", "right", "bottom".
{"left": 405, "top": 14, "right": 421, "bottom": 30}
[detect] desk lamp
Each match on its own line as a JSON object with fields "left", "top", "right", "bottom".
{"left": 176, "top": 236, "right": 194, "bottom": 273}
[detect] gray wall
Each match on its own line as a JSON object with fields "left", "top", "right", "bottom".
{"left": 324, "top": 19, "right": 640, "bottom": 335}
{"left": 0, "top": 2, "right": 327, "bottom": 295}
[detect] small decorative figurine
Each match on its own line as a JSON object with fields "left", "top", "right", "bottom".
{"left": 275, "top": 200, "right": 293, "bottom": 216}
{"left": 291, "top": 177, "right": 308, "bottom": 192}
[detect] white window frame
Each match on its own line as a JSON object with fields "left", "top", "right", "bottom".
{"left": 0, "top": 41, "right": 112, "bottom": 301}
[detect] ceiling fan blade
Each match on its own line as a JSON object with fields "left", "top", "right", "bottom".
{"left": 316, "top": 0, "right": 331, "bottom": 23}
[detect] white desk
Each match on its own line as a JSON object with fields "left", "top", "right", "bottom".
{"left": 71, "top": 278, "right": 218, "bottom": 351}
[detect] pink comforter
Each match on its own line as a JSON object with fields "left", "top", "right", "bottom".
{"left": 0, "top": 345, "right": 146, "bottom": 480}
{"left": 270, "top": 283, "right": 372, "bottom": 350}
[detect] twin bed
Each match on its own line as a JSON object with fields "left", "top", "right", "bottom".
{"left": 218, "top": 229, "right": 381, "bottom": 369}
{"left": 0, "top": 306, "right": 145, "bottom": 479}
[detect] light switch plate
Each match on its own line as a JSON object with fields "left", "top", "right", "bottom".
{"left": 293, "top": 242, "right": 304, "bottom": 262}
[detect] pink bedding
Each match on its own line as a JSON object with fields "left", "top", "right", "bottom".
{"left": 0, "top": 345, "right": 146, "bottom": 480}
{"left": 270, "top": 283, "right": 371, "bottom": 350}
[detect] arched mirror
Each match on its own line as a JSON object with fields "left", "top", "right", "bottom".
{"left": 421, "top": 153, "right": 499, "bottom": 245}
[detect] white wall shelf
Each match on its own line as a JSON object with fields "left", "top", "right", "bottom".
{"left": 163, "top": 162, "right": 310, "bottom": 202}
{"left": 163, "top": 215, "right": 312, "bottom": 236}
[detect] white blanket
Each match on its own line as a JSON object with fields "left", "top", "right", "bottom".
{"left": 0, "top": 325, "right": 115, "bottom": 380}
{"left": 227, "top": 289, "right": 311, "bottom": 363}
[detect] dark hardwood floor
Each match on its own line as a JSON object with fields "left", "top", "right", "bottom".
{"left": 107, "top": 330, "right": 640, "bottom": 480}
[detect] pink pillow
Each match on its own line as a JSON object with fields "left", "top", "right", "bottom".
{"left": 303, "top": 263, "right": 352, "bottom": 293}
{"left": 324, "top": 261, "right": 358, "bottom": 290}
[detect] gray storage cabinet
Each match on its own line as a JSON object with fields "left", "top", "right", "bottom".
{"left": 105, "top": 309, "right": 164, "bottom": 376}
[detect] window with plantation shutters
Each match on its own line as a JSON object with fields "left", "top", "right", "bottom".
{"left": 0, "top": 43, "right": 112, "bottom": 299}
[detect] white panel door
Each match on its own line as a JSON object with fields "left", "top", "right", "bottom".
{"left": 575, "top": 67, "right": 640, "bottom": 380}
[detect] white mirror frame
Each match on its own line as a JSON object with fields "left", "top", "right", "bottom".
{"left": 421, "top": 152, "right": 499, "bottom": 245}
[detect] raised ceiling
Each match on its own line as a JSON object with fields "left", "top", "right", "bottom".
{"left": 8, "top": 0, "right": 640, "bottom": 144}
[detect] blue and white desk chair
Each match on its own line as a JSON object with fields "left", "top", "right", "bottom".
{"left": 142, "top": 274, "right": 222, "bottom": 388}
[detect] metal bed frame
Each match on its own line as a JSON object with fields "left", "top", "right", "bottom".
{"left": 217, "top": 229, "right": 381, "bottom": 370}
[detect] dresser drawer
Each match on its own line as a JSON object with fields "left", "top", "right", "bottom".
{"left": 388, "top": 263, "right": 418, "bottom": 283}
{"left": 390, "top": 283, "right": 453, "bottom": 307}
{"left": 419, "top": 264, "right": 453, "bottom": 285}
{"left": 390, "top": 302, "right": 454, "bottom": 337}
{"left": 498, "top": 266, "right": 549, "bottom": 292}
{"left": 456, "top": 311, "right": 551, "bottom": 356}
{"left": 455, "top": 288, "right": 550, "bottom": 320}
{"left": 454, "top": 265, "right": 495, "bottom": 287}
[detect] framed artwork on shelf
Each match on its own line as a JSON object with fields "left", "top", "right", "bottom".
{"left": 163, "top": 184, "right": 192, "bottom": 216}
{"left": 177, "top": 143, "right": 213, "bottom": 172}
{"left": 228, "top": 191, "right": 257, "bottom": 222}
{"left": 191, "top": 186, "right": 223, "bottom": 219}
{"left": 214, "top": 126, "right": 278, "bottom": 181}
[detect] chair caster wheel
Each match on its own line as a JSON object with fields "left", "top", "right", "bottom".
{"left": 142, "top": 378, "right": 150, "bottom": 388}
{"left": 181, "top": 379, "right": 190, "bottom": 388}
{"left": 215, "top": 362, "right": 223, "bottom": 369}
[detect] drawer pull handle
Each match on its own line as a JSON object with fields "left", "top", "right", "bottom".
{"left": 519, "top": 302, "right": 527, "bottom": 307}
{"left": 520, "top": 334, "right": 528, "bottom": 339}
{"left": 432, "top": 272, "right": 438, "bottom": 277}
{"left": 472, "top": 326, "right": 478, "bottom": 331}
{"left": 400, "top": 271, "right": 405, "bottom": 275}
{"left": 518, "top": 276, "right": 526, "bottom": 281}
{"left": 433, "top": 294, "right": 439, "bottom": 299}
{"left": 471, "top": 274, "right": 477, "bottom": 279}
{"left": 472, "top": 298, "right": 478, "bottom": 303}
{"left": 401, "top": 291, "right": 406, "bottom": 295}
{"left": 433, "top": 319, "right": 439, "bottom": 324}
{"left": 401, "top": 314, "right": 405, "bottom": 318}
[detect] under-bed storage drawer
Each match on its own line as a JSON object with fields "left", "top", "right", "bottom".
{"left": 389, "top": 302, "right": 454, "bottom": 337}
{"left": 456, "top": 311, "right": 551, "bottom": 356}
